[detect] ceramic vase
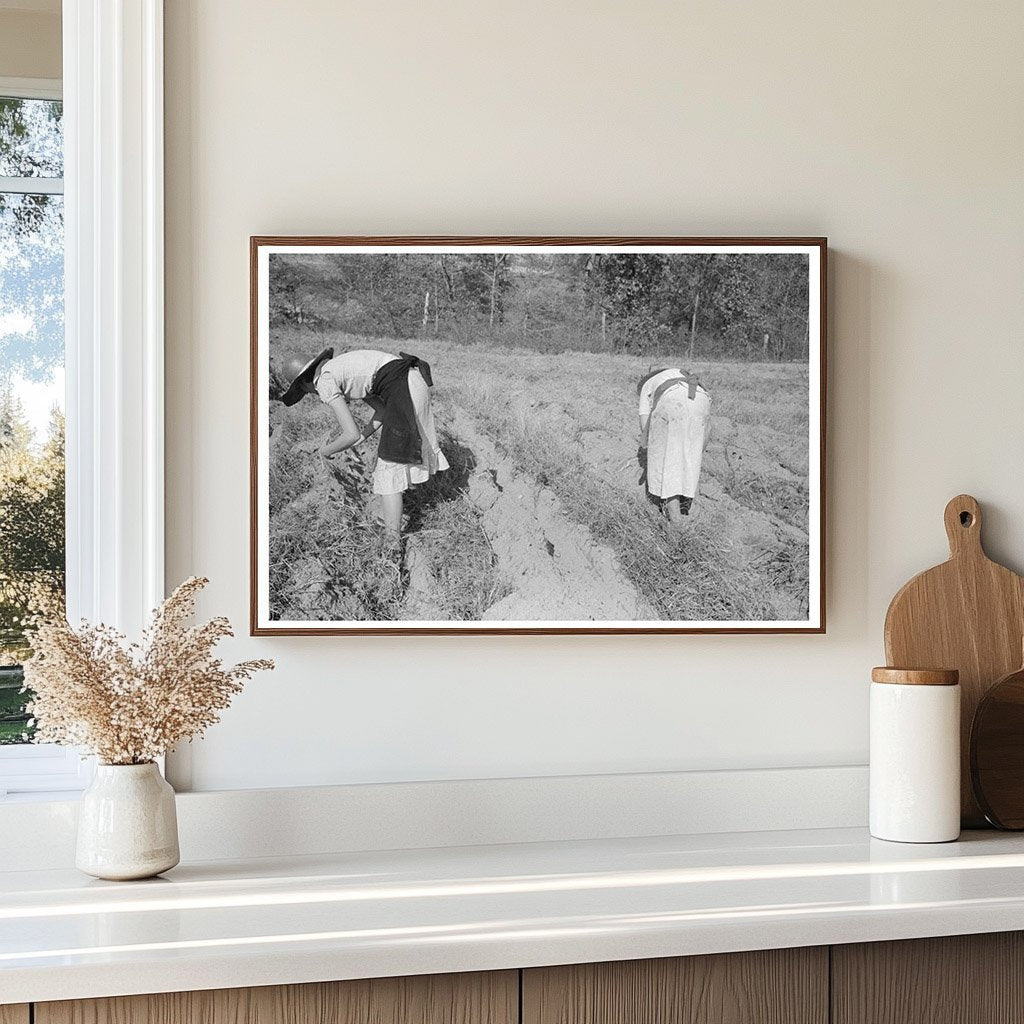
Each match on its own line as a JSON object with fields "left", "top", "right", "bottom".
{"left": 76, "top": 762, "right": 180, "bottom": 880}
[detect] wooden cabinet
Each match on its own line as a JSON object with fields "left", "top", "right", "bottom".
{"left": 832, "top": 932, "right": 1024, "bottom": 1024}
{"left": 522, "top": 948, "right": 828, "bottom": 1024}
{"left": 34, "top": 972, "right": 517, "bottom": 1024}
{"left": 13, "top": 933, "right": 1024, "bottom": 1024}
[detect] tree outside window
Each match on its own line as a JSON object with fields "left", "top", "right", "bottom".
{"left": 0, "top": 94, "right": 65, "bottom": 744}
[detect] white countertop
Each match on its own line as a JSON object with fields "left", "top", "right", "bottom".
{"left": 4, "top": 826, "right": 1024, "bottom": 1004}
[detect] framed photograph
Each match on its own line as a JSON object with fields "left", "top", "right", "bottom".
{"left": 250, "top": 236, "right": 826, "bottom": 635}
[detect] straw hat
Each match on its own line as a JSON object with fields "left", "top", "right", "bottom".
{"left": 277, "top": 347, "right": 333, "bottom": 407}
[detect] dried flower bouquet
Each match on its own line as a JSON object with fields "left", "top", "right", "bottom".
{"left": 23, "top": 577, "right": 273, "bottom": 765}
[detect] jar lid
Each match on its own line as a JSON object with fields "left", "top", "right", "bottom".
{"left": 871, "top": 667, "right": 959, "bottom": 686}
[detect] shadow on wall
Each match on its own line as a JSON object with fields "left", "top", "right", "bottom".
{"left": 827, "top": 250, "right": 872, "bottom": 636}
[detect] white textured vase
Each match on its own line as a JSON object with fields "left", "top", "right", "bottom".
{"left": 76, "top": 762, "right": 180, "bottom": 880}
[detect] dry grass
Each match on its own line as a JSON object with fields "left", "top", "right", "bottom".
{"left": 267, "top": 334, "right": 504, "bottom": 622}
{"left": 269, "top": 419, "right": 406, "bottom": 622}
{"left": 268, "top": 326, "right": 812, "bottom": 622}
{"left": 453, "top": 390, "right": 780, "bottom": 621}
{"left": 415, "top": 336, "right": 810, "bottom": 621}
{"left": 729, "top": 472, "right": 807, "bottom": 532}
{"left": 404, "top": 427, "right": 509, "bottom": 619}
{"left": 24, "top": 577, "right": 272, "bottom": 764}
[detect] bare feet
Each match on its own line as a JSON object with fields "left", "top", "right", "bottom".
{"left": 665, "top": 496, "right": 685, "bottom": 526}
{"left": 664, "top": 496, "right": 694, "bottom": 537}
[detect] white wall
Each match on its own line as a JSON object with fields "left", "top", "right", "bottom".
{"left": 0, "top": 6, "right": 61, "bottom": 80}
{"left": 164, "top": 1, "right": 1024, "bottom": 792}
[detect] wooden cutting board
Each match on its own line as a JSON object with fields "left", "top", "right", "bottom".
{"left": 884, "top": 494, "right": 1024, "bottom": 826}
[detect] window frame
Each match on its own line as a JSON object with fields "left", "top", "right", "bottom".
{"left": 0, "top": 76, "right": 61, "bottom": 102}
{"left": 0, "top": 0, "right": 165, "bottom": 797}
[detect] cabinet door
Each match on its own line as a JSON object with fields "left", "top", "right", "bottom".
{"left": 36, "top": 971, "right": 517, "bottom": 1024}
{"left": 523, "top": 948, "right": 828, "bottom": 1024}
{"left": 832, "top": 932, "right": 1024, "bottom": 1024}
{"left": 0, "top": 1007, "right": 29, "bottom": 1024}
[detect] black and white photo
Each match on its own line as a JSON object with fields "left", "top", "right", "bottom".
{"left": 250, "top": 238, "right": 825, "bottom": 634}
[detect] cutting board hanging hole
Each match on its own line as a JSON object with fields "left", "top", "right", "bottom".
{"left": 944, "top": 494, "right": 982, "bottom": 555}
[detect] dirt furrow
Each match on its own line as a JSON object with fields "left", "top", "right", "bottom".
{"left": 444, "top": 408, "right": 654, "bottom": 621}
{"left": 547, "top": 406, "right": 807, "bottom": 549}
{"left": 497, "top": 398, "right": 810, "bottom": 620}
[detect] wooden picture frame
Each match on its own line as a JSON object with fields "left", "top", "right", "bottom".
{"left": 251, "top": 236, "right": 826, "bottom": 635}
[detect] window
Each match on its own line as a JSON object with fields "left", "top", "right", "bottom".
{"left": 0, "top": 5, "right": 166, "bottom": 798}
{"left": 0, "top": 79, "right": 82, "bottom": 795}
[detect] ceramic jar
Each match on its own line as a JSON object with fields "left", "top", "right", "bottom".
{"left": 76, "top": 762, "right": 180, "bottom": 880}
{"left": 870, "top": 667, "right": 960, "bottom": 843}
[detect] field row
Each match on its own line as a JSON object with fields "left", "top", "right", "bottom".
{"left": 267, "top": 331, "right": 811, "bottom": 623}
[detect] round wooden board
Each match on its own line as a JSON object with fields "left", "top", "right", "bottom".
{"left": 971, "top": 664, "right": 1024, "bottom": 829}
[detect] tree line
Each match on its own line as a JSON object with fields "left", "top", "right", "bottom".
{"left": 270, "top": 251, "right": 810, "bottom": 361}
{"left": 0, "top": 392, "right": 64, "bottom": 669}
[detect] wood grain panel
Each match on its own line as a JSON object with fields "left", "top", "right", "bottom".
{"left": 36, "top": 971, "right": 517, "bottom": 1024}
{"left": 884, "top": 493, "right": 1024, "bottom": 825}
{"left": 522, "top": 948, "right": 828, "bottom": 1024}
{"left": 832, "top": 933, "right": 1024, "bottom": 1024}
{"left": 0, "top": 1006, "right": 30, "bottom": 1024}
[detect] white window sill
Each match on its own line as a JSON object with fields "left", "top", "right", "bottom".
{"left": 0, "top": 745, "right": 94, "bottom": 801}
{"left": 0, "top": 789, "right": 86, "bottom": 804}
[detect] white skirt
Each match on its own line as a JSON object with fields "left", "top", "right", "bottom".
{"left": 372, "top": 368, "right": 450, "bottom": 495}
{"left": 646, "top": 387, "right": 711, "bottom": 499}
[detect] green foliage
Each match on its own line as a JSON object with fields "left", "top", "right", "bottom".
{"left": 0, "top": 395, "right": 64, "bottom": 744}
{"left": 0, "top": 664, "right": 30, "bottom": 743}
{"left": 0, "top": 97, "right": 65, "bottom": 741}
{"left": 0, "top": 393, "right": 65, "bottom": 663}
